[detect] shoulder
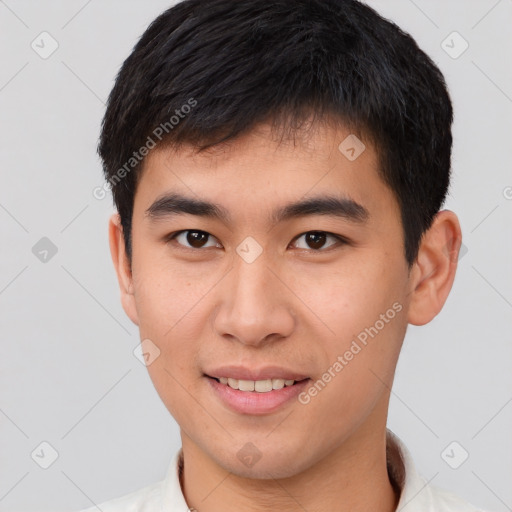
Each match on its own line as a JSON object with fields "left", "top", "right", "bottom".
{"left": 74, "top": 480, "right": 162, "bottom": 512}
{"left": 72, "top": 448, "right": 187, "bottom": 512}
{"left": 422, "top": 480, "right": 490, "bottom": 512}
{"left": 386, "top": 429, "right": 491, "bottom": 512}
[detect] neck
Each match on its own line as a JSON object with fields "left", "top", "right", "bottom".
{"left": 179, "top": 419, "right": 400, "bottom": 512}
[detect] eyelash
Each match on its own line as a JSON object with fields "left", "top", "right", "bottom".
{"left": 164, "top": 230, "right": 349, "bottom": 252}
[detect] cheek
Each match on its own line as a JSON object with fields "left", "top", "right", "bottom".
{"left": 131, "top": 253, "right": 208, "bottom": 335}
{"left": 130, "top": 269, "right": 207, "bottom": 398}
{"left": 301, "top": 311, "right": 405, "bottom": 432}
{"left": 308, "top": 263, "right": 407, "bottom": 382}
{"left": 306, "top": 264, "right": 400, "bottom": 333}
{"left": 145, "top": 360, "right": 190, "bottom": 428}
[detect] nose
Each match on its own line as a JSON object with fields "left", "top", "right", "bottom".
{"left": 212, "top": 252, "right": 296, "bottom": 347}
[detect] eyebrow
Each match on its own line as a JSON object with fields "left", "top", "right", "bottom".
{"left": 145, "top": 192, "right": 369, "bottom": 225}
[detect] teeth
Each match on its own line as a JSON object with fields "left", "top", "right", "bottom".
{"left": 272, "top": 378, "right": 285, "bottom": 390}
{"left": 227, "top": 377, "right": 239, "bottom": 389}
{"left": 255, "top": 379, "right": 272, "bottom": 392}
{"left": 238, "top": 379, "right": 255, "bottom": 391}
{"left": 217, "top": 377, "right": 298, "bottom": 392}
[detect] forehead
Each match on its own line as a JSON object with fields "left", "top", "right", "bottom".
{"left": 133, "top": 122, "right": 400, "bottom": 231}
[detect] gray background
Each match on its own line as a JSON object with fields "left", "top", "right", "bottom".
{"left": 0, "top": 1, "right": 511, "bottom": 511}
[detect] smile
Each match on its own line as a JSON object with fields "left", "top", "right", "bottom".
{"left": 213, "top": 377, "right": 303, "bottom": 393}
{"left": 206, "top": 375, "right": 311, "bottom": 415}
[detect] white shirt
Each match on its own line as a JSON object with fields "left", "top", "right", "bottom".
{"left": 76, "top": 429, "right": 488, "bottom": 512}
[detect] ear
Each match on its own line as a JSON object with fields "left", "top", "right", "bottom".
{"left": 407, "top": 210, "right": 462, "bottom": 326}
{"left": 108, "top": 213, "right": 139, "bottom": 326}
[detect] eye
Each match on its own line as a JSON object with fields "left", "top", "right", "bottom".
{"left": 165, "top": 229, "right": 347, "bottom": 252}
{"left": 291, "top": 231, "right": 346, "bottom": 251}
{"left": 167, "top": 230, "right": 221, "bottom": 249}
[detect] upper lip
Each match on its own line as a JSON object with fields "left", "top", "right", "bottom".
{"left": 205, "top": 365, "right": 310, "bottom": 382}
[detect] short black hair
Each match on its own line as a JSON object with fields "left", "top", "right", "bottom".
{"left": 99, "top": 0, "right": 453, "bottom": 267}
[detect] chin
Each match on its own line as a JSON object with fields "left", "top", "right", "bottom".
{"left": 232, "top": 460, "right": 303, "bottom": 480}
{"left": 212, "top": 443, "right": 310, "bottom": 480}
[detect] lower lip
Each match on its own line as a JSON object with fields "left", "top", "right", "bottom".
{"left": 206, "top": 376, "right": 310, "bottom": 415}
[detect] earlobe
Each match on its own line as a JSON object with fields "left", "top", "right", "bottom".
{"left": 407, "top": 210, "right": 462, "bottom": 326}
{"left": 108, "top": 213, "right": 139, "bottom": 326}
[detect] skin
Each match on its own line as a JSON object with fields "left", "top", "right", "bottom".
{"left": 109, "top": 121, "right": 462, "bottom": 512}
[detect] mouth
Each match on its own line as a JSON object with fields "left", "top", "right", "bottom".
{"left": 205, "top": 374, "right": 311, "bottom": 415}
{"left": 206, "top": 375, "right": 309, "bottom": 393}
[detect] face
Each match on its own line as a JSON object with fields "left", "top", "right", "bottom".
{"left": 115, "top": 122, "right": 416, "bottom": 478}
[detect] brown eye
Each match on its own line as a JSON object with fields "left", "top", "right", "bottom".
{"left": 171, "top": 230, "right": 220, "bottom": 249}
{"left": 293, "top": 231, "right": 344, "bottom": 251}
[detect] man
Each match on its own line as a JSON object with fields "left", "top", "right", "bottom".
{"left": 79, "top": 0, "right": 489, "bottom": 510}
